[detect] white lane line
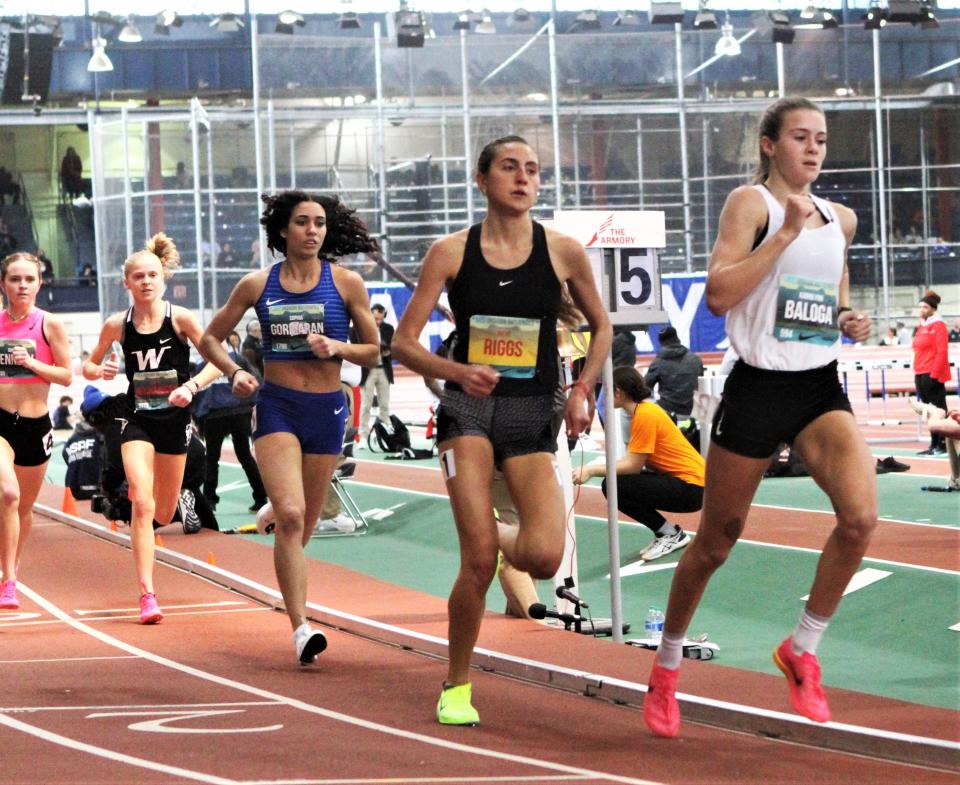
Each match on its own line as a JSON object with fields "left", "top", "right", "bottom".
{"left": 13, "top": 582, "right": 664, "bottom": 785}
{"left": 0, "top": 655, "right": 139, "bottom": 665}
{"left": 76, "top": 601, "right": 247, "bottom": 615}
{"left": 801, "top": 568, "right": 892, "bottom": 601}
{"left": 3, "top": 701, "right": 282, "bottom": 713}
{"left": 86, "top": 709, "right": 283, "bottom": 735}
{"left": 0, "top": 606, "right": 272, "bottom": 628}
{"left": 617, "top": 562, "right": 678, "bottom": 579}
{"left": 949, "top": 622, "right": 960, "bottom": 632}
{"left": 239, "top": 777, "right": 591, "bottom": 784}
{"left": 0, "top": 712, "right": 239, "bottom": 785}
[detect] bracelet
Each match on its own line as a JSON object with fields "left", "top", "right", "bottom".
{"left": 837, "top": 306, "right": 853, "bottom": 330}
{"left": 566, "top": 380, "right": 590, "bottom": 398}
{"left": 229, "top": 368, "right": 244, "bottom": 383}
{"left": 186, "top": 380, "right": 199, "bottom": 394}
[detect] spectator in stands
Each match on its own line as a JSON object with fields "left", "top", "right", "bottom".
{"left": 913, "top": 290, "right": 950, "bottom": 455}
{"left": 80, "top": 263, "right": 96, "bottom": 287}
{"left": 896, "top": 320, "right": 911, "bottom": 345}
{"left": 60, "top": 147, "right": 86, "bottom": 200}
{"left": 227, "top": 330, "right": 242, "bottom": 353}
{"left": 644, "top": 326, "right": 704, "bottom": 419}
{"left": 37, "top": 250, "right": 54, "bottom": 286}
{"left": 949, "top": 318, "right": 960, "bottom": 344}
{"left": 52, "top": 395, "right": 73, "bottom": 430}
{"left": 248, "top": 238, "right": 261, "bottom": 268}
{"left": 0, "top": 167, "right": 21, "bottom": 205}
{"left": 175, "top": 161, "right": 191, "bottom": 190}
{"left": 612, "top": 327, "right": 637, "bottom": 368}
{"left": 879, "top": 326, "right": 898, "bottom": 346}
{"left": 217, "top": 242, "right": 237, "bottom": 268}
{"left": 358, "top": 303, "right": 394, "bottom": 445}
{"left": 0, "top": 218, "right": 17, "bottom": 258}
{"left": 241, "top": 318, "right": 264, "bottom": 377}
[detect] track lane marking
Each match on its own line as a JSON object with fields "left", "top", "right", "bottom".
{"left": 0, "top": 606, "right": 272, "bottom": 628}
{"left": 11, "top": 582, "right": 665, "bottom": 785}
{"left": 76, "top": 600, "right": 248, "bottom": 615}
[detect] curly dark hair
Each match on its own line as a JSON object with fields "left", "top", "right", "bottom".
{"left": 259, "top": 190, "right": 380, "bottom": 259}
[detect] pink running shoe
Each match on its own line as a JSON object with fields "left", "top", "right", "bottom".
{"left": 773, "top": 637, "right": 831, "bottom": 723}
{"left": 139, "top": 592, "right": 164, "bottom": 624}
{"left": 0, "top": 579, "right": 19, "bottom": 610}
{"left": 643, "top": 660, "right": 681, "bottom": 738}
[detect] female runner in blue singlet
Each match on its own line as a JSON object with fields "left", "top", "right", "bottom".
{"left": 393, "top": 136, "right": 612, "bottom": 725}
{"left": 642, "top": 98, "right": 877, "bottom": 739}
{"left": 200, "top": 191, "right": 380, "bottom": 666}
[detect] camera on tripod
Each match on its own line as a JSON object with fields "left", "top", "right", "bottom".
{"left": 89, "top": 487, "right": 131, "bottom": 523}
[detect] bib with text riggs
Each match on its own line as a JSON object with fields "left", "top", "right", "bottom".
{"left": 467, "top": 314, "right": 540, "bottom": 378}
{"left": 773, "top": 274, "right": 839, "bottom": 346}
{"left": 0, "top": 339, "right": 36, "bottom": 379}
{"left": 133, "top": 369, "right": 179, "bottom": 411}
{"left": 268, "top": 303, "right": 325, "bottom": 353}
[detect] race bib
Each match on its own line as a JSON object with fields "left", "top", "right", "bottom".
{"left": 0, "top": 339, "right": 36, "bottom": 379}
{"left": 773, "top": 274, "right": 839, "bottom": 345}
{"left": 467, "top": 315, "right": 540, "bottom": 379}
{"left": 269, "top": 303, "right": 324, "bottom": 353}
{"left": 133, "top": 370, "right": 179, "bottom": 411}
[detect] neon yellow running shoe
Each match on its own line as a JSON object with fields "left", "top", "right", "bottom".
{"left": 437, "top": 682, "right": 479, "bottom": 726}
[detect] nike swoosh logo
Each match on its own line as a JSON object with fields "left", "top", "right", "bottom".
{"left": 797, "top": 333, "right": 818, "bottom": 341}
{"left": 499, "top": 280, "right": 513, "bottom": 287}
{"left": 266, "top": 298, "right": 285, "bottom": 306}
{"left": 159, "top": 338, "right": 172, "bottom": 344}
{"left": 334, "top": 406, "right": 345, "bottom": 415}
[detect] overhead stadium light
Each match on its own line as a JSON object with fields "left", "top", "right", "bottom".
{"left": 886, "top": 1, "right": 925, "bottom": 23}
{"left": 338, "top": 12, "right": 362, "bottom": 29}
{"left": 919, "top": 3, "right": 939, "bottom": 27}
{"left": 118, "top": 15, "right": 142, "bottom": 43}
{"left": 396, "top": 10, "right": 426, "bottom": 47}
{"left": 87, "top": 35, "right": 113, "bottom": 72}
{"left": 649, "top": 2, "right": 685, "bottom": 25}
{"left": 475, "top": 13, "right": 496, "bottom": 34}
{"left": 453, "top": 12, "right": 471, "bottom": 30}
{"left": 613, "top": 10, "right": 641, "bottom": 27}
{"left": 693, "top": 1, "right": 718, "bottom": 30}
{"left": 755, "top": 10, "right": 796, "bottom": 44}
{"left": 714, "top": 16, "right": 740, "bottom": 57}
{"left": 794, "top": 8, "right": 838, "bottom": 29}
{"left": 275, "top": 11, "right": 305, "bottom": 35}
{"left": 211, "top": 13, "right": 245, "bottom": 33}
{"left": 155, "top": 10, "right": 183, "bottom": 36}
{"left": 572, "top": 10, "right": 601, "bottom": 30}
{"left": 863, "top": 5, "right": 887, "bottom": 28}
{"left": 507, "top": 8, "right": 537, "bottom": 31}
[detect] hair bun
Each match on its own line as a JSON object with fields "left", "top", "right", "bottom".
{"left": 920, "top": 290, "right": 940, "bottom": 309}
{"left": 145, "top": 232, "right": 181, "bottom": 271}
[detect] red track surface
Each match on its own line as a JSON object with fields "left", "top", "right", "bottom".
{"left": 1, "top": 478, "right": 956, "bottom": 785}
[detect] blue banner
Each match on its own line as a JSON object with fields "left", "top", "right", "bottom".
{"left": 366, "top": 272, "right": 728, "bottom": 356}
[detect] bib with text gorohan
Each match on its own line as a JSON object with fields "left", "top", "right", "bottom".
{"left": 269, "top": 303, "right": 324, "bottom": 353}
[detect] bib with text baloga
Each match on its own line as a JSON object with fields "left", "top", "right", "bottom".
{"left": 467, "top": 314, "right": 540, "bottom": 379}
{"left": 269, "top": 303, "right": 325, "bottom": 353}
{"left": 0, "top": 339, "right": 36, "bottom": 379}
{"left": 773, "top": 274, "right": 839, "bottom": 345}
{"left": 133, "top": 369, "right": 179, "bottom": 411}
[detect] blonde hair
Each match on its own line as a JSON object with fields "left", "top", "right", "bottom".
{"left": 1, "top": 252, "right": 43, "bottom": 281}
{"left": 123, "top": 232, "right": 180, "bottom": 281}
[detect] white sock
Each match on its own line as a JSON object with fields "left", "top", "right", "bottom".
{"left": 655, "top": 522, "right": 679, "bottom": 537}
{"left": 791, "top": 608, "right": 830, "bottom": 656}
{"left": 656, "top": 630, "right": 686, "bottom": 670}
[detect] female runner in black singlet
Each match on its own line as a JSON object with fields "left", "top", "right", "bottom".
{"left": 84, "top": 234, "right": 221, "bottom": 624}
{"left": 394, "top": 136, "right": 612, "bottom": 725}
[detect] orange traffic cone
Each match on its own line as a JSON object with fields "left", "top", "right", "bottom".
{"left": 206, "top": 552, "right": 217, "bottom": 566}
{"left": 109, "top": 520, "right": 118, "bottom": 532}
{"left": 155, "top": 534, "right": 164, "bottom": 548}
{"left": 61, "top": 487, "right": 78, "bottom": 516}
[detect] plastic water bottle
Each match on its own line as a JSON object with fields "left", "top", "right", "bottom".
{"left": 644, "top": 606, "right": 665, "bottom": 643}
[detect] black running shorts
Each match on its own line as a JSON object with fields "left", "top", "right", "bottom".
{"left": 710, "top": 360, "right": 852, "bottom": 459}
{"left": 0, "top": 408, "right": 53, "bottom": 467}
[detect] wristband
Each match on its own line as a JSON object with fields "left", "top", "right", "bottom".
{"left": 566, "top": 380, "right": 590, "bottom": 398}
{"left": 230, "top": 368, "right": 244, "bottom": 383}
{"left": 837, "top": 306, "right": 853, "bottom": 330}
{"left": 186, "top": 380, "right": 199, "bottom": 394}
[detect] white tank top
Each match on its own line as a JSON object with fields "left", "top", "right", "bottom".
{"left": 724, "top": 185, "right": 847, "bottom": 371}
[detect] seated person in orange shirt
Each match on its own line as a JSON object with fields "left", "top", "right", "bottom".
{"left": 572, "top": 366, "right": 704, "bottom": 561}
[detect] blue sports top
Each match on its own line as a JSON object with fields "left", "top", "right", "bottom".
{"left": 254, "top": 260, "right": 350, "bottom": 363}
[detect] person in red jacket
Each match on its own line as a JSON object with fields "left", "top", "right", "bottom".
{"left": 913, "top": 290, "right": 951, "bottom": 455}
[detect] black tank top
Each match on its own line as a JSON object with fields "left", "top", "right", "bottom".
{"left": 121, "top": 301, "right": 191, "bottom": 418}
{"left": 447, "top": 221, "right": 561, "bottom": 396}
